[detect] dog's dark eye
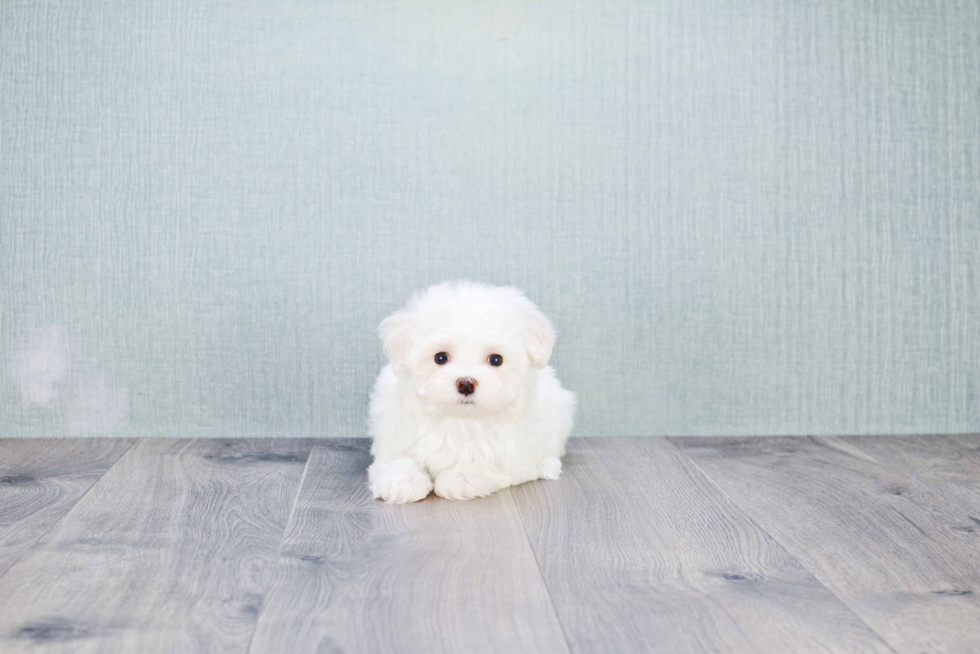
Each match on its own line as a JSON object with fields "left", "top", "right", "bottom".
{"left": 488, "top": 354, "right": 503, "bottom": 367}
{"left": 434, "top": 352, "right": 449, "bottom": 365}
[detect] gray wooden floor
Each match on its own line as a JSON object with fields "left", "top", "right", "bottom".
{"left": 0, "top": 437, "right": 977, "bottom": 653}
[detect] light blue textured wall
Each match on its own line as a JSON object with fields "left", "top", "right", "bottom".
{"left": 2, "top": 0, "right": 978, "bottom": 438}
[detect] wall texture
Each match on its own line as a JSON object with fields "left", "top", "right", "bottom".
{"left": 2, "top": 0, "right": 978, "bottom": 438}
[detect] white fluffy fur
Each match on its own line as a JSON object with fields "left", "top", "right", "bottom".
{"left": 368, "top": 281, "right": 576, "bottom": 502}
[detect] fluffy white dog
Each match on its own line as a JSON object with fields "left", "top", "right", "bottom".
{"left": 368, "top": 281, "right": 576, "bottom": 503}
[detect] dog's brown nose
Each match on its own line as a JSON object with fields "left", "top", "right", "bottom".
{"left": 456, "top": 377, "right": 477, "bottom": 396}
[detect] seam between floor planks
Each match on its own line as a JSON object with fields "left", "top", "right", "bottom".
{"left": 508, "top": 486, "right": 575, "bottom": 654}
{"left": 665, "top": 437, "right": 902, "bottom": 654}
{"left": 5, "top": 436, "right": 974, "bottom": 654}
{"left": 243, "top": 439, "right": 317, "bottom": 654}
{"left": 247, "top": 439, "right": 571, "bottom": 654}
{"left": 512, "top": 438, "right": 896, "bottom": 654}
{"left": 0, "top": 439, "right": 138, "bottom": 583}
{"left": 0, "top": 438, "right": 315, "bottom": 654}
{"left": 671, "top": 435, "right": 980, "bottom": 654}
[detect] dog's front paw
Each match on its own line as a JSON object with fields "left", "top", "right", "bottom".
{"left": 433, "top": 468, "right": 503, "bottom": 500}
{"left": 368, "top": 458, "right": 433, "bottom": 503}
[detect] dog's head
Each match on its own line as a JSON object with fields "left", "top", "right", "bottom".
{"left": 379, "top": 281, "right": 555, "bottom": 417}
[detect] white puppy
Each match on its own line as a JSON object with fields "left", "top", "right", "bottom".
{"left": 368, "top": 281, "right": 576, "bottom": 502}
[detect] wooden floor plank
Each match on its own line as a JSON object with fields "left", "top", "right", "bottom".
{"left": 0, "top": 439, "right": 134, "bottom": 577}
{"left": 0, "top": 438, "right": 312, "bottom": 654}
{"left": 673, "top": 436, "right": 980, "bottom": 654}
{"left": 248, "top": 439, "right": 570, "bottom": 654}
{"left": 512, "top": 438, "right": 892, "bottom": 654}
{"left": 945, "top": 433, "right": 980, "bottom": 463}
{"left": 842, "top": 435, "right": 980, "bottom": 522}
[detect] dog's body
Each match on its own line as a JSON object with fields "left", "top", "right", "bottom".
{"left": 368, "top": 282, "right": 576, "bottom": 502}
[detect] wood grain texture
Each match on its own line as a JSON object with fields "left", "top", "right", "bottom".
{"left": 0, "top": 438, "right": 312, "bottom": 654}
{"left": 248, "top": 439, "right": 569, "bottom": 654}
{"left": 0, "top": 439, "right": 134, "bottom": 577}
{"left": 512, "top": 438, "right": 892, "bottom": 654}
{"left": 674, "top": 436, "right": 980, "bottom": 654}
{"left": 946, "top": 434, "right": 980, "bottom": 464}
{"left": 844, "top": 435, "right": 980, "bottom": 523}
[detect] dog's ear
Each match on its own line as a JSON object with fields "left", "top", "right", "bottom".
{"left": 522, "top": 302, "right": 555, "bottom": 368}
{"left": 378, "top": 308, "right": 416, "bottom": 371}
